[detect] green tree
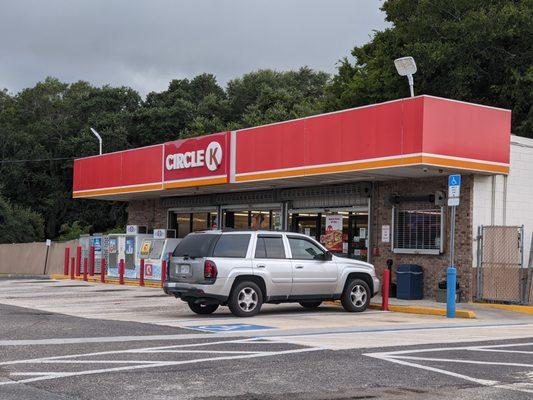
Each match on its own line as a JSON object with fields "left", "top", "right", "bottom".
{"left": 0, "top": 78, "right": 136, "bottom": 238}
{"left": 327, "top": 0, "right": 533, "bottom": 137}
{"left": 0, "top": 193, "right": 44, "bottom": 243}
{"left": 226, "top": 68, "right": 329, "bottom": 128}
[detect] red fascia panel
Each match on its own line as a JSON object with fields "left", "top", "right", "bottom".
{"left": 235, "top": 97, "right": 425, "bottom": 174}
{"left": 73, "top": 145, "right": 163, "bottom": 192}
{"left": 421, "top": 96, "right": 511, "bottom": 164}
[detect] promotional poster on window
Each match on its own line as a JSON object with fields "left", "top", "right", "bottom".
{"left": 321, "top": 215, "right": 343, "bottom": 252}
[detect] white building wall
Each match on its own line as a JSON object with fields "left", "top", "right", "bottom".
{"left": 472, "top": 135, "right": 533, "bottom": 267}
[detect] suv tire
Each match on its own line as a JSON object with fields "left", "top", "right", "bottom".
{"left": 299, "top": 301, "right": 322, "bottom": 309}
{"left": 228, "top": 281, "right": 263, "bottom": 317}
{"left": 341, "top": 279, "right": 370, "bottom": 312}
{"left": 188, "top": 302, "right": 219, "bottom": 315}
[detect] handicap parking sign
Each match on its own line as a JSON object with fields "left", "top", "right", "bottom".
{"left": 189, "top": 324, "right": 272, "bottom": 332}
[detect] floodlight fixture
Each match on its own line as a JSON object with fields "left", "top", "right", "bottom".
{"left": 394, "top": 56, "right": 417, "bottom": 97}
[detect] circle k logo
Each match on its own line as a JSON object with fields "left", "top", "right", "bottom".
{"left": 165, "top": 141, "right": 223, "bottom": 172}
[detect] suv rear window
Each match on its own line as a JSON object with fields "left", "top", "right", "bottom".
{"left": 212, "top": 234, "right": 251, "bottom": 258}
{"left": 173, "top": 234, "right": 219, "bottom": 257}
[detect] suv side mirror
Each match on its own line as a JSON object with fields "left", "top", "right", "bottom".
{"left": 316, "top": 251, "right": 333, "bottom": 261}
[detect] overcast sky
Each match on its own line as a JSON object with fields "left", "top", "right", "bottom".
{"left": 0, "top": 0, "right": 388, "bottom": 96}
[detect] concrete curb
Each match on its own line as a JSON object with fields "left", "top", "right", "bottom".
{"left": 473, "top": 302, "right": 533, "bottom": 315}
{"left": 0, "top": 274, "right": 50, "bottom": 280}
{"left": 49, "top": 274, "right": 162, "bottom": 288}
{"left": 369, "top": 303, "right": 476, "bottom": 319}
{"left": 325, "top": 300, "right": 476, "bottom": 319}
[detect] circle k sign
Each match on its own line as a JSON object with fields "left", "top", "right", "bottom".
{"left": 165, "top": 141, "right": 222, "bottom": 172}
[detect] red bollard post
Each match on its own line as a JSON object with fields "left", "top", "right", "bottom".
{"left": 161, "top": 260, "right": 167, "bottom": 287}
{"left": 100, "top": 258, "right": 106, "bottom": 283}
{"left": 83, "top": 257, "right": 88, "bottom": 281}
{"left": 70, "top": 257, "right": 75, "bottom": 280}
{"left": 119, "top": 259, "right": 125, "bottom": 285}
{"left": 89, "top": 245, "right": 95, "bottom": 276}
{"left": 64, "top": 247, "right": 70, "bottom": 276}
{"left": 75, "top": 246, "right": 82, "bottom": 276}
{"left": 139, "top": 259, "right": 145, "bottom": 287}
{"left": 381, "top": 269, "right": 390, "bottom": 311}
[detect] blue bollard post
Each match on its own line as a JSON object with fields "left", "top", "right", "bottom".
{"left": 446, "top": 266, "right": 457, "bottom": 318}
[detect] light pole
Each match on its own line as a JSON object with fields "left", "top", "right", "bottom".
{"left": 394, "top": 56, "right": 417, "bottom": 97}
{"left": 90, "top": 127, "right": 103, "bottom": 155}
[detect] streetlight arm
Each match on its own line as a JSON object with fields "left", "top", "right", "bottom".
{"left": 90, "top": 128, "right": 103, "bottom": 155}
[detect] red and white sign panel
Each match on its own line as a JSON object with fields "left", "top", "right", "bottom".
{"left": 163, "top": 132, "right": 230, "bottom": 185}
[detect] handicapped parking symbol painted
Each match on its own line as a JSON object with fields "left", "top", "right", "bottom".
{"left": 189, "top": 323, "right": 273, "bottom": 332}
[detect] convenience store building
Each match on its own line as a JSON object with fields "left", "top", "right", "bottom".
{"left": 73, "top": 95, "right": 533, "bottom": 302}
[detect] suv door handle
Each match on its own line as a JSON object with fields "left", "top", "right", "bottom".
{"left": 295, "top": 265, "right": 304, "bottom": 269}
{"left": 257, "top": 264, "right": 266, "bottom": 269}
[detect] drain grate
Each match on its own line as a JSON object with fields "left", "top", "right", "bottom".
{"left": 92, "top": 289, "right": 130, "bottom": 292}
{"left": 133, "top": 294, "right": 168, "bottom": 298}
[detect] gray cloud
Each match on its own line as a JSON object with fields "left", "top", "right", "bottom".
{"left": 0, "top": 0, "right": 388, "bottom": 95}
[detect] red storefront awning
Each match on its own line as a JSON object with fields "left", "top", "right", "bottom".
{"left": 73, "top": 95, "right": 511, "bottom": 200}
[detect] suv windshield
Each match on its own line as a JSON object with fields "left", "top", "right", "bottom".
{"left": 173, "top": 234, "right": 220, "bottom": 258}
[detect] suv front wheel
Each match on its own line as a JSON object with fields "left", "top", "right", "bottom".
{"left": 228, "top": 281, "right": 263, "bottom": 317}
{"left": 341, "top": 279, "right": 370, "bottom": 312}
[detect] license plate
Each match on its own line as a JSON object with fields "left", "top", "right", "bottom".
{"left": 179, "top": 264, "right": 190, "bottom": 274}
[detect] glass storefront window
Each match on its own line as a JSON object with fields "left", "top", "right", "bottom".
{"left": 224, "top": 208, "right": 282, "bottom": 230}
{"left": 175, "top": 213, "right": 191, "bottom": 239}
{"left": 169, "top": 211, "right": 218, "bottom": 238}
{"left": 192, "top": 213, "right": 208, "bottom": 232}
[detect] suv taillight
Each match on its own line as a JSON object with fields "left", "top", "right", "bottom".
{"left": 204, "top": 260, "right": 218, "bottom": 281}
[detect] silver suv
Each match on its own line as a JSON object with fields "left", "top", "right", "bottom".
{"left": 163, "top": 230, "right": 380, "bottom": 317}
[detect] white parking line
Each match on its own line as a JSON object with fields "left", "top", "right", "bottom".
{"left": 364, "top": 342, "right": 533, "bottom": 395}
{"left": 0, "top": 343, "right": 322, "bottom": 386}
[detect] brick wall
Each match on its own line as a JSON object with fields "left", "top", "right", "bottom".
{"left": 127, "top": 199, "right": 167, "bottom": 230}
{"left": 371, "top": 175, "right": 474, "bottom": 301}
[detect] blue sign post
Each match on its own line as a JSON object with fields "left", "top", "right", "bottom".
{"left": 447, "top": 175, "right": 461, "bottom": 318}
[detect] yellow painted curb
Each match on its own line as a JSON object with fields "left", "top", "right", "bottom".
{"left": 474, "top": 302, "right": 533, "bottom": 315}
{"left": 49, "top": 274, "right": 162, "bottom": 288}
{"left": 325, "top": 300, "right": 476, "bottom": 319}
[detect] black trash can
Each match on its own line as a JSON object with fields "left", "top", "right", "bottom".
{"left": 396, "top": 264, "right": 423, "bottom": 300}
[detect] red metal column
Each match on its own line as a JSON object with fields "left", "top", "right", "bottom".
{"left": 161, "top": 260, "right": 167, "bottom": 288}
{"left": 89, "top": 245, "right": 95, "bottom": 276}
{"left": 83, "top": 258, "right": 88, "bottom": 282}
{"left": 70, "top": 257, "right": 75, "bottom": 280}
{"left": 139, "top": 259, "right": 145, "bottom": 287}
{"left": 381, "top": 269, "right": 390, "bottom": 311}
{"left": 100, "top": 258, "right": 106, "bottom": 283}
{"left": 119, "top": 259, "right": 125, "bottom": 285}
{"left": 64, "top": 247, "right": 70, "bottom": 276}
{"left": 75, "top": 246, "right": 81, "bottom": 276}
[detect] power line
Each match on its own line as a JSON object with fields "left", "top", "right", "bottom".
{"left": 0, "top": 157, "right": 75, "bottom": 164}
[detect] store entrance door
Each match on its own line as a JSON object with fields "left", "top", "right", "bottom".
{"left": 347, "top": 214, "right": 368, "bottom": 261}
{"left": 290, "top": 211, "right": 368, "bottom": 261}
{"left": 293, "top": 214, "right": 321, "bottom": 241}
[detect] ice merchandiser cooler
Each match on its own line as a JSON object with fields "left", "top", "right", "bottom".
{"left": 138, "top": 229, "right": 180, "bottom": 280}
{"left": 105, "top": 225, "right": 150, "bottom": 279}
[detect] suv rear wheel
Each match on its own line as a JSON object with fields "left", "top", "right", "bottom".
{"left": 341, "top": 279, "right": 370, "bottom": 312}
{"left": 228, "top": 281, "right": 263, "bottom": 317}
{"left": 299, "top": 301, "right": 322, "bottom": 309}
{"left": 188, "top": 302, "right": 219, "bottom": 315}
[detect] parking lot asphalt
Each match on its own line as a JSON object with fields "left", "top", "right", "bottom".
{"left": 1, "top": 279, "right": 532, "bottom": 399}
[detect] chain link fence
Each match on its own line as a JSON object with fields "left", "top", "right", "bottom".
{"left": 476, "top": 225, "right": 526, "bottom": 304}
